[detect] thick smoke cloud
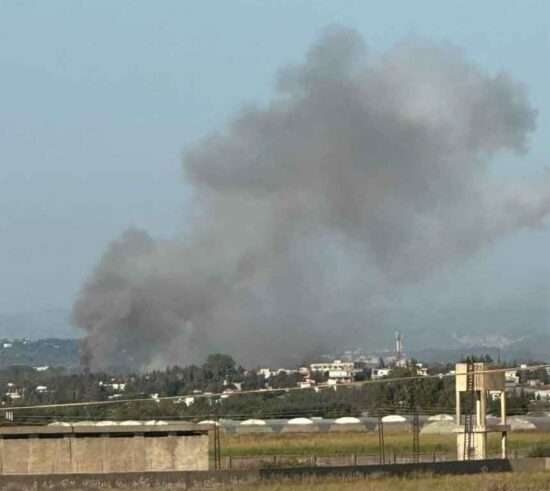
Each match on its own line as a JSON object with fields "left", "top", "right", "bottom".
{"left": 73, "top": 27, "right": 548, "bottom": 370}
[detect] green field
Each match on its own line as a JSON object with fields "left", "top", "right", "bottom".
{"left": 219, "top": 431, "right": 550, "bottom": 457}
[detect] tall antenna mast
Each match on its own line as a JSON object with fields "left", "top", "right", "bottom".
{"left": 395, "top": 331, "right": 403, "bottom": 364}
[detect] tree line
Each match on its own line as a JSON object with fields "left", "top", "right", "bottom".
{"left": 0, "top": 353, "right": 536, "bottom": 424}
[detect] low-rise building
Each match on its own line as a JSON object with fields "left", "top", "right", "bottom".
{"left": 534, "top": 389, "right": 550, "bottom": 401}
{"left": 328, "top": 370, "right": 353, "bottom": 382}
{"left": 258, "top": 368, "right": 274, "bottom": 378}
{"left": 99, "top": 380, "right": 127, "bottom": 391}
{"left": 0, "top": 423, "right": 209, "bottom": 474}
{"left": 371, "top": 368, "right": 392, "bottom": 380}
{"left": 310, "top": 360, "right": 365, "bottom": 382}
{"left": 258, "top": 368, "right": 297, "bottom": 379}
{"left": 415, "top": 364, "right": 428, "bottom": 376}
{"left": 310, "top": 360, "right": 355, "bottom": 373}
{"left": 298, "top": 380, "right": 313, "bottom": 389}
{"left": 505, "top": 370, "right": 520, "bottom": 386}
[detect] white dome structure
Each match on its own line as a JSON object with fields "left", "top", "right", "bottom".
{"left": 510, "top": 417, "right": 537, "bottom": 431}
{"left": 287, "top": 418, "right": 314, "bottom": 425}
{"left": 334, "top": 417, "right": 362, "bottom": 424}
{"left": 240, "top": 419, "right": 267, "bottom": 426}
{"left": 96, "top": 421, "right": 117, "bottom": 426}
{"left": 421, "top": 421, "right": 456, "bottom": 435}
{"left": 428, "top": 414, "right": 454, "bottom": 421}
{"left": 198, "top": 420, "right": 219, "bottom": 426}
{"left": 119, "top": 420, "right": 141, "bottom": 426}
{"left": 381, "top": 415, "right": 406, "bottom": 423}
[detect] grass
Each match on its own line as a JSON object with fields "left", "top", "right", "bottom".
{"left": 226, "top": 471, "right": 550, "bottom": 490}
{"left": 528, "top": 440, "right": 550, "bottom": 457}
{"left": 219, "top": 430, "right": 550, "bottom": 457}
{"left": 66, "top": 471, "right": 550, "bottom": 490}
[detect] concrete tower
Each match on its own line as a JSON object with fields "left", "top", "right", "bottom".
{"left": 455, "top": 362, "right": 509, "bottom": 460}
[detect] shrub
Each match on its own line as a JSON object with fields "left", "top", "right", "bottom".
{"left": 527, "top": 441, "right": 550, "bottom": 457}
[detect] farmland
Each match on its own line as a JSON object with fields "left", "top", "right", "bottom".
{"left": 219, "top": 430, "right": 550, "bottom": 458}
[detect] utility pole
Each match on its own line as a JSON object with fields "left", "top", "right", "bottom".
{"left": 378, "top": 416, "right": 385, "bottom": 464}
{"left": 412, "top": 410, "right": 420, "bottom": 462}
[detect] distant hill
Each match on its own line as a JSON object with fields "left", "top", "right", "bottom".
{"left": 0, "top": 310, "right": 82, "bottom": 339}
{"left": 0, "top": 338, "right": 81, "bottom": 368}
{"left": 381, "top": 306, "right": 549, "bottom": 360}
{"left": 0, "top": 307, "right": 546, "bottom": 368}
{"left": 408, "top": 347, "right": 549, "bottom": 364}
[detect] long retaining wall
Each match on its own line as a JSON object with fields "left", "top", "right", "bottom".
{"left": 219, "top": 449, "right": 533, "bottom": 469}
{"left": 0, "top": 458, "right": 547, "bottom": 489}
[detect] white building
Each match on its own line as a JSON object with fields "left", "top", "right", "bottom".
{"left": 258, "top": 368, "right": 297, "bottom": 379}
{"left": 534, "top": 389, "right": 550, "bottom": 401}
{"left": 310, "top": 360, "right": 356, "bottom": 382}
{"left": 99, "top": 380, "right": 127, "bottom": 391}
{"left": 258, "top": 368, "right": 275, "bottom": 379}
{"left": 310, "top": 360, "right": 354, "bottom": 373}
{"left": 415, "top": 364, "right": 428, "bottom": 377}
{"left": 328, "top": 370, "right": 353, "bottom": 382}
{"left": 371, "top": 368, "right": 392, "bottom": 380}
{"left": 505, "top": 370, "right": 520, "bottom": 386}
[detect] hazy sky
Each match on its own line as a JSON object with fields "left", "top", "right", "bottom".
{"left": 0, "top": 0, "right": 548, "bottom": 334}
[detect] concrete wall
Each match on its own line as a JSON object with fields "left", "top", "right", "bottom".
{"left": 0, "top": 425, "right": 209, "bottom": 475}
{"left": 0, "top": 469, "right": 259, "bottom": 490}
{"left": 510, "top": 457, "right": 550, "bottom": 471}
{"left": 259, "top": 458, "right": 515, "bottom": 479}
{"left": 1, "top": 458, "right": 546, "bottom": 489}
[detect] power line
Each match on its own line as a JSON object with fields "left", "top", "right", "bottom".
{"left": 3, "top": 363, "right": 548, "bottom": 413}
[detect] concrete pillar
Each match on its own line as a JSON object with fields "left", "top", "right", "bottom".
{"left": 479, "top": 391, "right": 487, "bottom": 428}
{"left": 475, "top": 431, "right": 487, "bottom": 460}
{"left": 500, "top": 390, "right": 507, "bottom": 425}
{"left": 501, "top": 431, "right": 507, "bottom": 459}
{"left": 455, "top": 391, "right": 461, "bottom": 425}
{"left": 475, "top": 393, "right": 481, "bottom": 427}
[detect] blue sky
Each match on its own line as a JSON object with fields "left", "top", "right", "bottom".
{"left": 0, "top": 0, "right": 548, "bottom": 321}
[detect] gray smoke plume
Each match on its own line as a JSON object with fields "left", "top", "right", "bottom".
{"left": 73, "top": 27, "right": 548, "bottom": 370}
